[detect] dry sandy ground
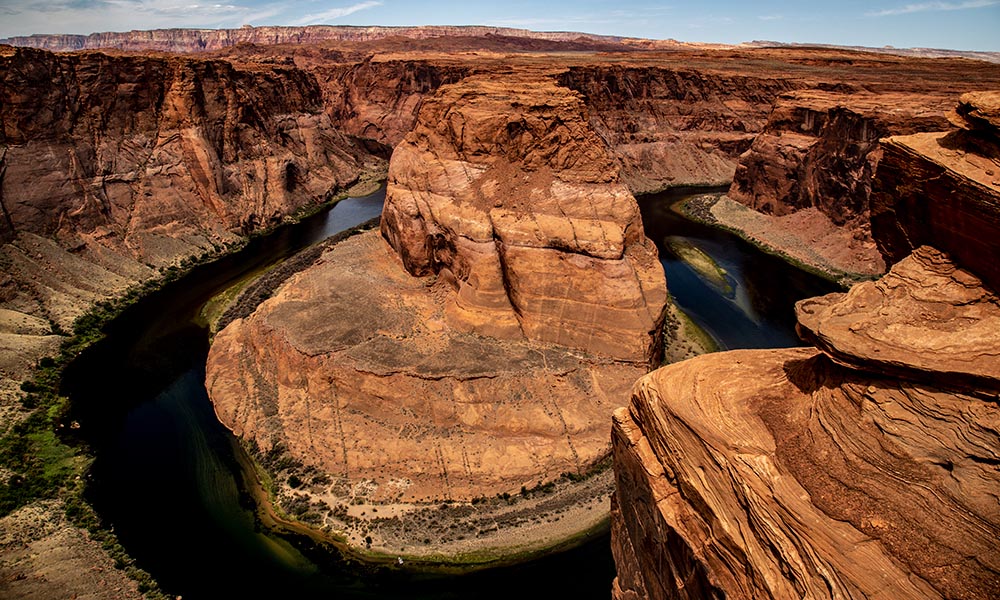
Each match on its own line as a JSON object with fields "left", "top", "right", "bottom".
{"left": 0, "top": 500, "right": 143, "bottom": 600}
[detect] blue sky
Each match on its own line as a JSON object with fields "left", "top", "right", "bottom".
{"left": 1, "top": 1, "right": 997, "bottom": 51}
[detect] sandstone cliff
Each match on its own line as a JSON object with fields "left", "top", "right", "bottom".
{"left": 558, "top": 65, "right": 800, "bottom": 194}
{"left": 0, "top": 25, "right": 628, "bottom": 54}
{"left": 611, "top": 96, "right": 1000, "bottom": 599}
{"left": 872, "top": 91, "right": 1000, "bottom": 292}
{"left": 381, "top": 72, "right": 667, "bottom": 362}
{"left": 206, "top": 71, "right": 668, "bottom": 557}
{"left": 0, "top": 45, "right": 379, "bottom": 333}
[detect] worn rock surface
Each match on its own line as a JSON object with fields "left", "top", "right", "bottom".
{"left": 612, "top": 246, "right": 1000, "bottom": 599}
{"left": 381, "top": 72, "right": 667, "bottom": 362}
{"left": 206, "top": 70, "right": 669, "bottom": 556}
{"left": 209, "top": 232, "right": 642, "bottom": 502}
{"left": 611, "top": 93, "right": 1000, "bottom": 597}
{"left": 0, "top": 45, "right": 379, "bottom": 331}
{"left": 872, "top": 93, "right": 1000, "bottom": 292}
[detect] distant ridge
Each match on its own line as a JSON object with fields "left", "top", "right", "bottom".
{"left": 0, "top": 24, "right": 629, "bottom": 53}
{"left": 744, "top": 39, "right": 1000, "bottom": 64}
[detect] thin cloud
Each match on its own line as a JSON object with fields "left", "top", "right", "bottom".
{"left": 758, "top": 14, "right": 784, "bottom": 21}
{"left": 867, "top": 0, "right": 999, "bottom": 16}
{"left": 288, "top": 1, "right": 382, "bottom": 26}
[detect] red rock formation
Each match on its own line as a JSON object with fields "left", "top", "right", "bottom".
{"left": 381, "top": 72, "right": 667, "bottom": 362}
{"left": 871, "top": 91, "right": 1000, "bottom": 292}
{"left": 206, "top": 69, "right": 667, "bottom": 556}
{"left": 612, "top": 248, "right": 1000, "bottom": 599}
{"left": 558, "top": 65, "right": 801, "bottom": 193}
{"left": 728, "top": 91, "right": 952, "bottom": 224}
{"left": 0, "top": 45, "right": 379, "bottom": 328}
{"left": 611, "top": 94, "right": 1000, "bottom": 600}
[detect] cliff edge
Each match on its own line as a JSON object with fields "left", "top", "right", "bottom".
{"left": 611, "top": 95, "right": 1000, "bottom": 599}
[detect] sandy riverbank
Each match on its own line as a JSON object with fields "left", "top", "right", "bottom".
{"left": 684, "top": 194, "right": 885, "bottom": 286}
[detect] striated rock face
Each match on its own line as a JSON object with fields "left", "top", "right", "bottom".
{"left": 208, "top": 232, "right": 642, "bottom": 503}
{"left": 381, "top": 72, "right": 667, "bottom": 363}
{"left": 797, "top": 246, "right": 1000, "bottom": 390}
{"left": 318, "top": 59, "right": 473, "bottom": 146}
{"left": 872, "top": 91, "right": 1000, "bottom": 292}
{"left": 0, "top": 25, "right": 627, "bottom": 54}
{"left": 558, "top": 65, "right": 800, "bottom": 194}
{"left": 611, "top": 247, "right": 1000, "bottom": 599}
{"left": 728, "top": 90, "right": 953, "bottom": 225}
{"left": 0, "top": 45, "right": 377, "bottom": 329}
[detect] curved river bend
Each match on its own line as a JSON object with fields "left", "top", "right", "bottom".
{"left": 62, "top": 186, "right": 836, "bottom": 599}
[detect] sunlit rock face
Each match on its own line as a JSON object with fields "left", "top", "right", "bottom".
{"left": 206, "top": 72, "right": 666, "bottom": 547}
{"left": 610, "top": 94, "right": 1000, "bottom": 600}
{"left": 381, "top": 72, "right": 667, "bottom": 363}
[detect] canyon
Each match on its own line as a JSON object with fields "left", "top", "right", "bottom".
{"left": 611, "top": 94, "right": 1000, "bottom": 599}
{"left": 1, "top": 25, "right": 999, "bottom": 599}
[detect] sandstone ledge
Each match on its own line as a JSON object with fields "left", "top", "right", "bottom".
{"left": 612, "top": 346, "right": 1000, "bottom": 600}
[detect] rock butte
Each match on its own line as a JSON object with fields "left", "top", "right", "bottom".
{"left": 2, "top": 26, "right": 1000, "bottom": 598}
{"left": 205, "top": 71, "right": 667, "bottom": 554}
{"left": 610, "top": 94, "right": 1000, "bottom": 599}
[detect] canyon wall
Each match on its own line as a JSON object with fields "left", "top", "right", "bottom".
{"left": 611, "top": 96, "right": 1000, "bottom": 599}
{"left": 558, "top": 65, "right": 801, "bottom": 193}
{"left": 0, "top": 25, "right": 628, "bottom": 54}
{"left": 0, "top": 45, "right": 379, "bottom": 332}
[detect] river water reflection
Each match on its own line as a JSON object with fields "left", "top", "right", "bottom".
{"left": 64, "top": 186, "right": 836, "bottom": 599}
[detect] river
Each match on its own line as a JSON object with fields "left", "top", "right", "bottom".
{"left": 62, "top": 185, "right": 837, "bottom": 599}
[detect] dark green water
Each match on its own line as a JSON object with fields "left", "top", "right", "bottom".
{"left": 62, "top": 186, "right": 836, "bottom": 599}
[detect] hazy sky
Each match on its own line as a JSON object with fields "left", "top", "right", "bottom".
{"left": 1, "top": 1, "right": 998, "bottom": 51}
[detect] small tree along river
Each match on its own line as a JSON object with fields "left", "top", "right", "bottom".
{"left": 62, "top": 185, "right": 836, "bottom": 599}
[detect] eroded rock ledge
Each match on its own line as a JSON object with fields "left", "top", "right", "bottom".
{"left": 206, "top": 71, "right": 669, "bottom": 558}
{"left": 612, "top": 248, "right": 1000, "bottom": 599}
{"left": 611, "top": 94, "right": 1000, "bottom": 599}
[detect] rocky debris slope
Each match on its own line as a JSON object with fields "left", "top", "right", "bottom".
{"left": 206, "top": 71, "right": 669, "bottom": 556}
{"left": 872, "top": 91, "right": 1000, "bottom": 292}
{"left": 611, "top": 94, "right": 1000, "bottom": 599}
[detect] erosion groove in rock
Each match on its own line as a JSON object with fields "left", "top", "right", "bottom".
{"left": 613, "top": 344, "right": 1000, "bottom": 600}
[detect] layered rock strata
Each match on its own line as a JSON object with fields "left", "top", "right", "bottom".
{"left": 381, "top": 73, "right": 667, "bottom": 363}
{"left": 715, "top": 90, "right": 957, "bottom": 278}
{"left": 0, "top": 45, "right": 378, "bottom": 331}
{"left": 206, "top": 72, "right": 668, "bottom": 555}
{"left": 0, "top": 25, "right": 628, "bottom": 54}
{"left": 872, "top": 91, "right": 1000, "bottom": 291}
{"left": 558, "top": 66, "right": 801, "bottom": 193}
{"left": 612, "top": 247, "right": 1000, "bottom": 599}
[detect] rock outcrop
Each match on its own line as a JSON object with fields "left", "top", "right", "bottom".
{"left": 558, "top": 65, "right": 800, "bottom": 193}
{"left": 611, "top": 95, "right": 1000, "bottom": 599}
{"left": 0, "top": 45, "right": 379, "bottom": 331}
{"left": 381, "top": 73, "right": 667, "bottom": 362}
{"left": 206, "top": 71, "right": 667, "bottom": 556}
{"left": 612, "top": 248, "right": 1000, "bottom": 600}
{"left": 872, "top": 91, "right": 1000, "bottom": 292}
